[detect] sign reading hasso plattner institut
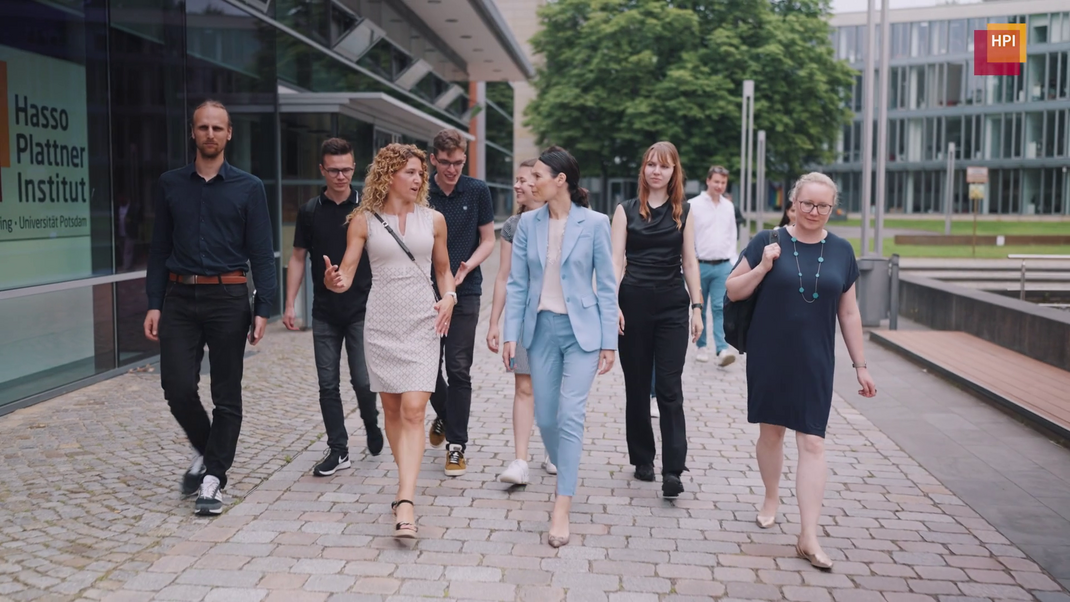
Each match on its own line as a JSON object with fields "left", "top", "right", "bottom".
{"left": 0, "top": 45, "right": 91, "bottom": 246}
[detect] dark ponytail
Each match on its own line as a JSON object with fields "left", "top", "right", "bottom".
{"left": 538, "top": 145, "right": 588, "bottom": 207}
{"left": 570, "top": 187, "right": 589, "bottom": 208}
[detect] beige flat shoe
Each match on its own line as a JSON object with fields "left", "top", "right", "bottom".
{"left": 756, "top": 514, "right": 776, "bottom": 529}
{"left": 796, "top": 544, "right": 833, "bottom": 570}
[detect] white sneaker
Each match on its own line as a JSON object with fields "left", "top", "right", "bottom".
{"left": 194, "top": 475, "right": 224, "bottom": 515}
{"left": 718, "top": 350, "right": 737, "bottom": 367}
{"left": 651, "top": 398, "right": 660, "bottom": 418}
{"left": 696, "top": 350, "right": 710, "bottom": 363}
{"left": 542, "top": 457, "right": 557, "bottom": 475}
{"left": 498, "top": 459, "right": 530, "bottom": 485}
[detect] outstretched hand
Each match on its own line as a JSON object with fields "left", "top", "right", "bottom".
{"left": 323, "top": 256, "right": 345, "bottom": 292}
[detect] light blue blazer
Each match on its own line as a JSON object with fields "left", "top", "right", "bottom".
{"left": 503, "top": 204, "right": 618, "bottom": 353}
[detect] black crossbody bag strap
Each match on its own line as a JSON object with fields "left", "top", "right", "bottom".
{"left": 372, "top": 212, "right": 441, "bottom": 302}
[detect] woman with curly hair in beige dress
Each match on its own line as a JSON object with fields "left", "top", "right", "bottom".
{"left": 325, "top": 143, "right": 456, "bottom": 539}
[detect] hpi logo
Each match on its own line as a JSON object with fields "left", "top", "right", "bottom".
{"left": 973, "top": 23, "right": 1026, "bottom": 76}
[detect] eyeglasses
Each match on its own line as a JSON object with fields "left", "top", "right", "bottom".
{"left": 797, "top": 200, "right": 834, "bottom": 215}
{"left": 324, "top": 167, "right": 355, "bottom": 178}
{"left": 436, "top": 159, "right": 466, "bottom": 169}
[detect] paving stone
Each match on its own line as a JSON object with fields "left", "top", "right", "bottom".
{"left": 6, "top": 262, "right": 1070, "bottom": 602}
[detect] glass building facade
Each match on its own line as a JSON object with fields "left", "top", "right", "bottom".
{"left": 0, "top": 0, "right": 529, "bottom": 413}
{"left": 824, "top": 3, "right": 1070, "bottom": 215}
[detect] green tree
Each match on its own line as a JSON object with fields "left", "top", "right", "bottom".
{"left": 525, "top": 0, "right": 855, "bottom": 193}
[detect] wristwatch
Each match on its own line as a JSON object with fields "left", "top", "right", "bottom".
{"left": 691, "top": 302, "right": 704, "bottom": 310}
{"left": 445, "top": 291, "right": 458, "bottom": 301}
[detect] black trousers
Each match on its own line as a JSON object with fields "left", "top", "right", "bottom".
{"left": 618, "top": 282, "right": 689, "bottom": 476}
{"left": 312, "top": 317, "right": 379, "bottom": 455}
{"left": 429, "top": 294, "right": 480, "bottom": 449}
{"left": 159, "top": 282, "right": 251, "bottom": 489}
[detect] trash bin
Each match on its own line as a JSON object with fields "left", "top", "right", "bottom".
{"left": 856, "top": 256, "right": 890, "bottom": 327}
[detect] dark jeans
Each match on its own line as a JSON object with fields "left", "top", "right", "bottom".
{"left": 312, "top": 317, "right": 379, "bottom": 455}
{"left": 429, "top": 294, "right": 480, "bottom": 449}
{"left": 159, "top": 281, "right": 251, "bottom": 489}
{"left": 618, "top": 282, "right": 689, "bottom": 476}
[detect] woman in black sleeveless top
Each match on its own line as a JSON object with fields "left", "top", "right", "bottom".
{"left": 610, "top": 141, "right": 704, "bottom": 499}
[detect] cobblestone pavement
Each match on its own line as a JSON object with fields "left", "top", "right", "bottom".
{"left": 3, "top": 261, "right": 1070, "bottom": 601}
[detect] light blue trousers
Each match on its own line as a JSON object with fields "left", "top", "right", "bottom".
{"left": 696, "top": 261, "right": 732, "bottom": 353}
{"left": 527, "top": 311, "right": 599, "bottom": 497}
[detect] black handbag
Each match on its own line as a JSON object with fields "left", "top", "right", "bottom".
{"left": 723, "top": 228, "right": 778, "bottom": 354}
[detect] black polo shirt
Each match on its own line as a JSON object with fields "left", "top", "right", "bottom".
{"left": 293, "top": 188, "right": 372, "bottom": 324}
{"left": 147, "top": 161, "right": 277, "bottom": 317}
{"left": 428, "top": 174, "right": 494, "bottom": 297}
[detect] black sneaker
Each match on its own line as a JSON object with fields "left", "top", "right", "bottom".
{"left": 635, "top": 463, "right": 655, "bottom": 482}
{"left": 181, "top": 455, "right": 206, "bottom": 497}
{"left": 366, "top": 423, "right": 384, "bottom": 456}
{"left": 313, "top": 450, "right": 351, "bottom": 476}
{"left": 662, "top": 474, "right": 684, "bottom": 499}
{"left": 194, "top": 475, "right": 224, "bottom": 515}
{"left": 429, "top": 417, "right": 446, "bottom": 449}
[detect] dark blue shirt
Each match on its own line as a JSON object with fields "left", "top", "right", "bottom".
{"left": 428, "top": 174, "right": 494, "bottom": 297}
{"left": 146, "top": 161, "right": 278, "bottom": 317}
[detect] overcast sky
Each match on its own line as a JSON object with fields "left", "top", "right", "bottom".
{"left": 832, "top": 0, "right": 983, "bottom": 13}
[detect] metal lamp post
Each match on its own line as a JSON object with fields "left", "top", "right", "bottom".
{"left": 874, "top": 0, "right": 891, "bottom": 256}
{"left": 740, "top": 80, "right": 755, "bottom": 244}
{"left": 860, "top": 0, "right": 876, "bottom": 255}
{"left": 944, "top": 142, "right": 956, "bottom": 235}
{"left": 756, "top": 130, "right": 766, "bottom": 229}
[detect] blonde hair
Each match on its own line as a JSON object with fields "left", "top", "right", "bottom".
{"left": 789, "top": 172, "right": 839, "bottom": 205}
{"left": 348, "top": 143, "right": 429, "bottom": 222}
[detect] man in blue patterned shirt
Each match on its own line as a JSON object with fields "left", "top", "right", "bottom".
{"left": 426, "top": 129, "right": 496, "bottom": 476}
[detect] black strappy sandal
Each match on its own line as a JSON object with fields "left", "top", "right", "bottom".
{"left": 391, "top": 499, "right": 418, "bottom": 539}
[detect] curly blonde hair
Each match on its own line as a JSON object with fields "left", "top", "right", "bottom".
{"left": 347, "top": 143, "right": 429, "bottom": 222}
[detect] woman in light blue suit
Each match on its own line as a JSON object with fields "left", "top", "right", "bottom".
{"left": 503, "top": 146, "right": 618, "bottom": 548}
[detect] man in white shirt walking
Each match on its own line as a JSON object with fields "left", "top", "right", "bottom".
{"left": 687, "top": 165, "right": 738, "bottom": 366}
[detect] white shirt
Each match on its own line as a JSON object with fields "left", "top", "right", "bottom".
{"left": 538, "top": 216, "right": 568, "bottom": 314}
{"left": 688, "top": 191, "right": 738, "bottom": 261}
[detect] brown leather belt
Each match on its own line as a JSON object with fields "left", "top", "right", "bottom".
{"left": 170, "top": 271, "right": 247, "bottom": 285}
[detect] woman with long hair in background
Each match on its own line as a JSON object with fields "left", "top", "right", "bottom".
{"left": 611, "top": 141, "right": 703, "bottom": 499}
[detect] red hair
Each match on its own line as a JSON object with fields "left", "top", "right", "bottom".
{"left": 637, "top": 141, "right": 685, "bottom": 229}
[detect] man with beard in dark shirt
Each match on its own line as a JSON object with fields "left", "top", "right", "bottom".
{"left": 145, "top": 100, "right": 277, "bottom": 516}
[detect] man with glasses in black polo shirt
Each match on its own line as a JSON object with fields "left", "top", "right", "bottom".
{"left": 427, "top": 128, "right": 496, "bottom": 477}
{"left": 144, "top": 100, "right": 277, "bottom": 516}
{"left": 283, "top": 138, "right": 384, "bottom": 476}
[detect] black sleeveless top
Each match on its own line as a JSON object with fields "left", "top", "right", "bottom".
{"left": 620, "top": 198, "right": 689, "bottom": 288}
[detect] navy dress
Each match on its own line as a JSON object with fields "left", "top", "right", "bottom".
{"left": 740, "top": 228, "right": 858, "bottom": 438}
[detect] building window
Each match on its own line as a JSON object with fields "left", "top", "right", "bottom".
{"left": 948, "top": 20, "right": 967, "bottom": 54}
{"left": 911, "top": 22, "right": 930, "bottom": 57}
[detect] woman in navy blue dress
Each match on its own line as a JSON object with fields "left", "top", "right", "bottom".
{"left": 726, "top": 172, "right": 877, "bottom": 570}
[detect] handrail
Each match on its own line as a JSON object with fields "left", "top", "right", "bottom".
{"left": 1008, "top": 254, "right": 1070, "bottom": 301}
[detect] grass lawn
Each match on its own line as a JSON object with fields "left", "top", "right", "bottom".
{"left": 836, "top": 218, "right": 1070, "bottom": 236}
{"left": 845, "top": 239, "right": 1070, "bottom": 258}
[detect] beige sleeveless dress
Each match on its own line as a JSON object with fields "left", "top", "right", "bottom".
{"left": 363, "top": 205, "right": 440, "bottom": 393}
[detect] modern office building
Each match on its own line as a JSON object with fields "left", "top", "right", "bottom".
{"left": 0, "top": 0, "right": 532, "bottom": 413}
{"left": 824, "top": 0, "right": 1070, "bottom": 216}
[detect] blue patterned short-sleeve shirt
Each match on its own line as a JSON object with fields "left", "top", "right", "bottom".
{"left": 428, "top": 174, "right": 495, "bottom": 297}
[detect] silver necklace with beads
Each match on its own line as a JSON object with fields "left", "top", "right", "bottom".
{"left": 790, "top": 227, "right": 826, "bottom": 303}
